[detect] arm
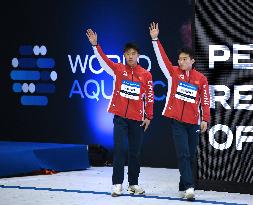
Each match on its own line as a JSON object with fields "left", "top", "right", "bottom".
{"left": 145, "top": 72, "right": 154, "bottom": 120}
{"left": 149, "top": 22, "right": 174, "bottom": 78}
{"left": 86, "top": 29, "right": 119, "bottom": 76}
{"left": 141, "top": 72, "right": 154, "bottom": 131}
{"left": 200, "top": 76, "right": 210, "bottom": 133}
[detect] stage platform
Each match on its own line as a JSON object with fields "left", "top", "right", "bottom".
{"left": 0, "top": 167, "right": 251, "bottom": 205}
{"left": 0, "top": 141, "right": 89, "bottom": 177}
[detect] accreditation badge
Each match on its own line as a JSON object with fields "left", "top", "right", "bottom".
{"left": 120, "top": 80, "right": 140, "bottom": 100}
{"left": 175, "top": 81, "right": 198, "bottom": 103}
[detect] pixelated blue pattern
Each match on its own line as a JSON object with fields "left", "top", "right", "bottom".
{"left": 10, "top": 45, "right": 57, "bottom": 106}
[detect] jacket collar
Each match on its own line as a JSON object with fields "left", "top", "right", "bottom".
{"left": 125, "top": 63, "right": 139, "bottom": 70}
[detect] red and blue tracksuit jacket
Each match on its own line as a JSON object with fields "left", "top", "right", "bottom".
{"left": 152, "top": 39, "right": 210, "bottom": 125}
{"left": 92, "top": 45, "right": 154, "bottom": 121}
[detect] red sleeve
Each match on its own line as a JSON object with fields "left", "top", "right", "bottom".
{"left": 145, "top": 72, "right": 154, "bottom": 120}
{"left": 95, "top": 45, "right": 121, "bottom": 75}
{"left": 200, "top": 76, "right": 210, "bottom": 122}
{"left": 157, "top": 40, "right": 175, "bottom": 76}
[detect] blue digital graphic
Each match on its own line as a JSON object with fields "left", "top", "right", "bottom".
{"left": 21, "top": 96, "right": 48, "bottom": 106}
{"left": 10, "top": 45, "right": 57, "bottom": 106}
{"left": 10, "top": 70, "right": 41, "bottom": 80}
{"left": 19, "top": 45, "right": 34, "bottom": 55}
{"left": 37, "top": 58, "right": 55, "bottom": 68}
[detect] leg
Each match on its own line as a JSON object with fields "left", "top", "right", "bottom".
{"left": 179, "top": 176, "right": 186, "bottom": 191}
{"left": 186, "top": 123, "right": 200, "bottom": 188}
{"left": 127, "top": 119, "right": 144, "bottom": 185}
{"left": 112, "top": 115, "right": 128, "bottom": 185}
{"left": 171, "top": 119, "right": 193, "bottom": 190}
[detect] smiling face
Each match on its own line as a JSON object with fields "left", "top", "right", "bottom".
{"left": 124, "top": 48, "right": 139, "bottom": 68}
{"left": 178, "top": 52, "right": 195, "bottom": 71}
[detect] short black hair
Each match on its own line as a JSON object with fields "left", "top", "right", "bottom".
{"left": 178, "top": 47, "right": 194, "bottom": 59}
{"left": 124, "top": 43, "right": 140, "bottom": 53}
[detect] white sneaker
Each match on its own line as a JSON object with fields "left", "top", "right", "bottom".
{"left": 111, "top": 184, "right": 123, "bottom": 197}
{"left": 127, "top": 185, "right": 145, "bottom": 195}
{"left": 184, "top": 187, "right": 195, "bottom": 200}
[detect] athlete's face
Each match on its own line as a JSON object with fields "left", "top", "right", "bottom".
{"left": 124, "top": 48, "right": 139, "bottom": 68}
{"left": 178, "top": 53, "right": 195, "bottom": 71}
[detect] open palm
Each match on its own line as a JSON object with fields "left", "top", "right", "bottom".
{"left": 86, "top": 29, "right": 97, "bottom": 46}
{"left": 149, "top": 22, "right": 159, "bottom": 39}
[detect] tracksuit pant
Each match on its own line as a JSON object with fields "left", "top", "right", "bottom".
{"left": 112, "top": 115, "right": 144, "bottom": 185}
{"left": 171, "top": 119, "right": 200, "bottom": 191}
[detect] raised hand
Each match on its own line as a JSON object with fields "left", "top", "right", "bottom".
{"left": 149, "top": 22, "right": 159, "bottom": 39}
{"left": 86, "top": 29, "right": 98, "bottom": 46}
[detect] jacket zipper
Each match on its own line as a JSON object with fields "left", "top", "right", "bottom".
{"left": 124, "top": 69, "right": 134, "bottom": 117}
{"left": 180, "top": 72, "right": 190, "bottom": 121}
